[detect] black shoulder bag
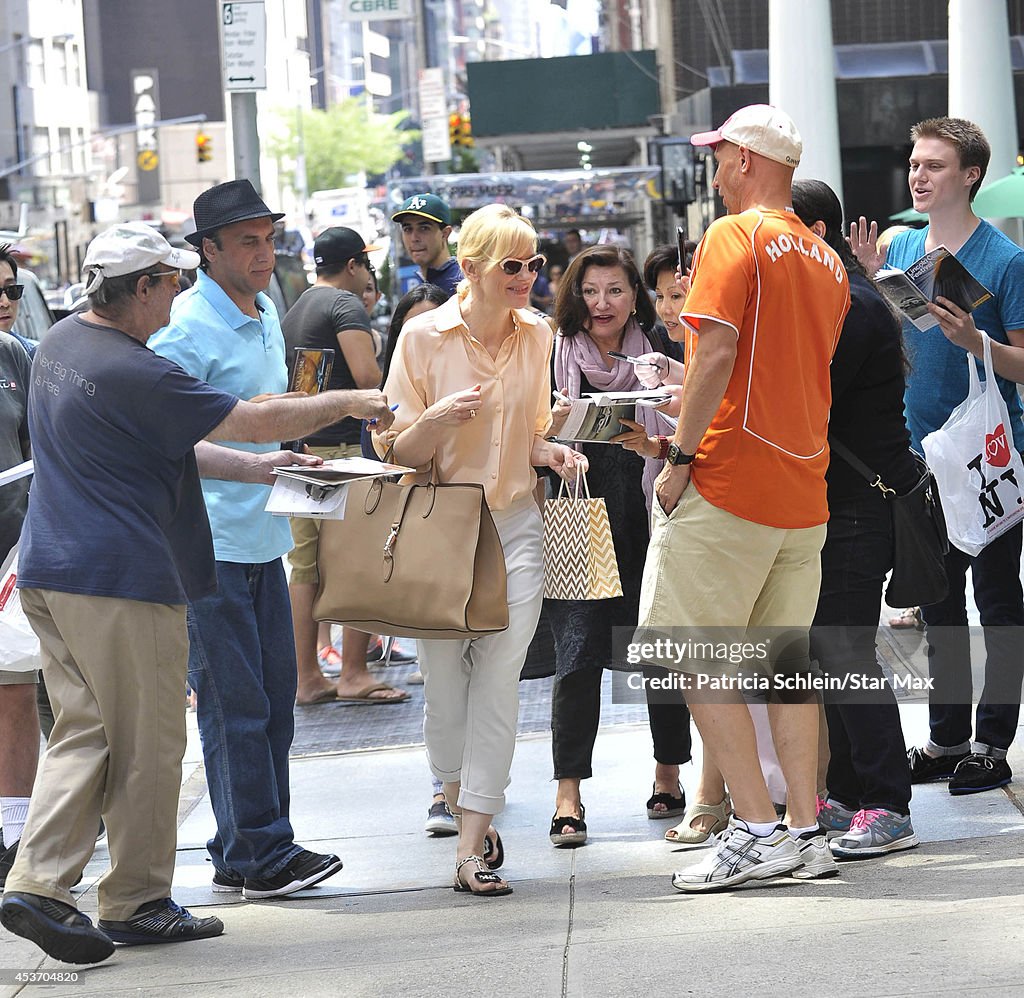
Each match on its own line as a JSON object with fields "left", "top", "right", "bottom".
{"left": 829, "top": 439, "right": 949, "bottom": 609}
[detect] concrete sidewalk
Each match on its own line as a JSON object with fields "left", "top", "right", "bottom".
{"left": 2, "top": 703, "right": 1022, "bottom": 998}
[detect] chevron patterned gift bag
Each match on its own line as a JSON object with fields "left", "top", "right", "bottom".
{"left": 543, "top": 471, "right": 623, "bottom": 600}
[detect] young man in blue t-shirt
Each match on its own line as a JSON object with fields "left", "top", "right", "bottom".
{"left": 852, "top": 117, "right": 1024, "bottom": 796}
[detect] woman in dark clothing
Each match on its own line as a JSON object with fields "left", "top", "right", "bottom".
{"left": 546, "top": 245, "right": 691, "bottom": 846}
{"left": 793, "top": 180, "right": 920, "bottom": 857}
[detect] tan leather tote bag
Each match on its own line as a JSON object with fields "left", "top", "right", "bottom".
{"left": 314, "top": 476, "right": 508, "bottom": 639}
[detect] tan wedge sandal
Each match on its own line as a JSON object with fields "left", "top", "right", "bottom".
{"left": 664, "top": 796, "right": 732, "bottom": 844}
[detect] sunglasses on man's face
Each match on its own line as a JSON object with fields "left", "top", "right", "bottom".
{"left": 149, "top": 270, "right": 181, "bottom": 290}
{"left": 0, "top": 284, "right": 25, "bottom": 301}
{"left": 496, "top": 254, "right": 546, "bottom": 276}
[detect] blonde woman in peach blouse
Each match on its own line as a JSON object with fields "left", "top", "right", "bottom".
{"left": 375, "top": 204, "right": 586, "bottom": 897}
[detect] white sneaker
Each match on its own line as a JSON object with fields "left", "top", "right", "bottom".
{"left": 789, "top": 830, "right": 839, "bottom": 879}
{"left": 671, "top": 823, "right": 804, "bottom": 893}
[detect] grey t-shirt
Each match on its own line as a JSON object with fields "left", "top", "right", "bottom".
{"left": 0, "top": 333, "right": 32, "bottom": 561}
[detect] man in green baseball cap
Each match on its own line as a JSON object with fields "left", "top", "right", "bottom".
{"left": 392, "top": 193, "right": 462, "bottom": 298}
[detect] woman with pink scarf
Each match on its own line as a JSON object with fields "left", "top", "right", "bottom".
{"left": 546, "top": 244, "right": 691, "bottom": 847}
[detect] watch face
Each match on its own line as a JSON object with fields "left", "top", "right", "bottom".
{"left": 667, "top": 444, "right": 694, "bottom": 466}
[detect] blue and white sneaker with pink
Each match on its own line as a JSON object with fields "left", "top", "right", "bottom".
{"left": 831, "top": 808, "right": 919, "bottom": 858}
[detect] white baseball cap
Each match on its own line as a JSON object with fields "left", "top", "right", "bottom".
{"left": 690, "top": 104, "right": 802, "bottom": 168}
{"left": 82, "top": 222, "right": 200, "bottom": 294}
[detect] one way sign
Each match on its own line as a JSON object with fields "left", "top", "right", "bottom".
{"left": 221, "top": 1, "right": 267, "bottom": 92}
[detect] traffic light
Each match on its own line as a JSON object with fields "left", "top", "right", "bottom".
{"left": 196, "top": 132, "right": 212, "bottom": 164}
{"left": 449, "top": 113, "right": 462, "bottom": 148}
{"left": 448, "top": 113, "right": 474, "bottom": 149}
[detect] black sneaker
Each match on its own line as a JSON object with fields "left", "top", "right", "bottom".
{"left": 0, "top": 838, "right": 18, "bottom": 889}
{"left": 98, "top": 897, "right": 224, "bottom": 945}
{"left": 907, "top": 745, "right": 970, "bottom": 783}
{"left": 242, "top": 850, "right": 343, "bottom": 900}
{"left": 0, "top": 891, "right": 114, "bottom": 964}
{"left": 424, "top": 799, "right": 458, "bottom": 837}
{"left": 211, "top": 868, "right": 244, "bottom": 893}
{"left": 948, "top": 753, "right": 1012, "bottom": 796}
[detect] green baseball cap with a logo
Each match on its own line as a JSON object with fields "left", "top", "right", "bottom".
{"left": 392, "top": 193, "right": 451, "bottom": 226}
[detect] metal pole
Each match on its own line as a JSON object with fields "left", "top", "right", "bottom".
{"left": 415, "top": 0, "right": 434, "bottom": 177}
{"left": 231, "top": 91, "right": 262, "bottom": 193}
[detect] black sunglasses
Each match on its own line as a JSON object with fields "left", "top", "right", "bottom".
{"left": 0, "top": 284, "right": 25, "bottom": 301}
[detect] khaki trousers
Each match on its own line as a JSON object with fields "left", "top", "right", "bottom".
{"left": 6, "top": 589, "right": 188, "bottom": 921}
{"left": 639, "top": 486, "right": 826, "bottom": 655}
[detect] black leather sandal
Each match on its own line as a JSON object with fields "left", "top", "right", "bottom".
{"left": 549, "top": 804, "right": 587, "bottom": 847}
{"left": 453, "top": 855, "right": 513, "bottom": 897}
{"left": 646, "top": 783, "right": 686, "bottom": 819}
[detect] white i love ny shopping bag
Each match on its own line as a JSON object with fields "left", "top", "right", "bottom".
{"left": 922, "top": 332, "right": 1024, "bottom": 557}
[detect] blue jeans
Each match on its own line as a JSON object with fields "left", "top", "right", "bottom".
{"left": 187, "top": 559, "right": 302, "bottom": 879}
{"left": 921, "top": 522, "right": 1024, "bottom": 754}
{"left": 810, "top": 491, "right": 912, "bottom": 814}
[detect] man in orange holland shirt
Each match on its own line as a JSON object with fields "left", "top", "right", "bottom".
{"left": 637, "top": 105, "right": 850, "bottom": 893}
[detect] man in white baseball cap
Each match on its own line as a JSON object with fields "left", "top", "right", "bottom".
{"left": 0, "top": 223, "right": 392, "bottom": 962}
{"left": 81, "top": 221, "right": 199, "bottom": 295}
{"left": 689, "top": 103, "right": 803, "bottom": 169}
{"left": 638, "top": 103, "right": 851, "bottom": 893}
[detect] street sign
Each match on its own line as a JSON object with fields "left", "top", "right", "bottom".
{"left": 422, "top": 118, "right": 452, "bottom": 166}
{"left": 418, "top": 67, "right": 446, "bottom": 121}
{"left": 338, "top": 0, "right": 411, "bottom": 21}
{"left": 221, "top": 1, "right": 267, "bottom": 92}
{"left": 418, "top": 68, "right": 450, "bottom": 164}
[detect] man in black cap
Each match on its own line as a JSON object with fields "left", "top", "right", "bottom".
{"left": 281, "top": 227, "right": 409, "bottom": 707}
{"left": 150, "top": 181, "right": 390, "bottom": 901}
{"left": 392, "top": 193, "right": 462, "bottom": 298}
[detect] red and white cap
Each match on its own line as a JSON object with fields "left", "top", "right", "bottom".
{"left": 690, "top": 104, "right": 802, "bottom": 168}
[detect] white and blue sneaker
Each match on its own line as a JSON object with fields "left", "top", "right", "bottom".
{"left": 790, "top": 830, "right": 839, "bottom": 879}
{"left": 671, "top": 822, "right": 803, "bottom": 893}
{"left": 831, "top": 808, "right": 919, "bottom": 858}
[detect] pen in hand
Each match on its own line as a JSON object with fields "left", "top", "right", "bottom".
{"left": 608, "top": 351, "right": 663, "bottom": 371}
{"left": 368, "top": 403, "right": 400, "bottom": 426}
{"left": 552, "top": 390, "right": 573, "bottom": 405}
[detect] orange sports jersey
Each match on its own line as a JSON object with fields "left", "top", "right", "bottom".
{"left": 681, "top": 208, "right": 850, "bottom": 528}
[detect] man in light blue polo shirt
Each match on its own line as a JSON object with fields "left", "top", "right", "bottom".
{"left": 150, "top": 181, "right": 386, "bottom": 900}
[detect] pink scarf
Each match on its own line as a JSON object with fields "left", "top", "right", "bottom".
{"left": 554, "top": 318, "right": 670, "bottom": 512}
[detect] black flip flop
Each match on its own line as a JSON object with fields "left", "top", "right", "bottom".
{"left": 483, "top": 829, "right": 504, "bottom": 871}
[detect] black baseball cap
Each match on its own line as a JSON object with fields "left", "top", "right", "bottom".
{"left": 313, "top": 226, "right": 382, "bottom": 266}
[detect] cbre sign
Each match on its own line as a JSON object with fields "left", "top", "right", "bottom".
{"left": 339, "top": 0, "right": 410, "bottom": 21}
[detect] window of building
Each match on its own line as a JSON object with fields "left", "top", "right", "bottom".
{"left": 32, "top": 127, "right": 50, "bottom": 176}
{"left": 59, "top": 127, "right": 73, "bottom": 173}
{"left": 66, "top": 42, "right": 81, "bottom": 87}
{"left": 27, "top": 41, "right": 44, "bottom": 87}
{"left": 52, "top": 41, "right": 69, "bottom": 87}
